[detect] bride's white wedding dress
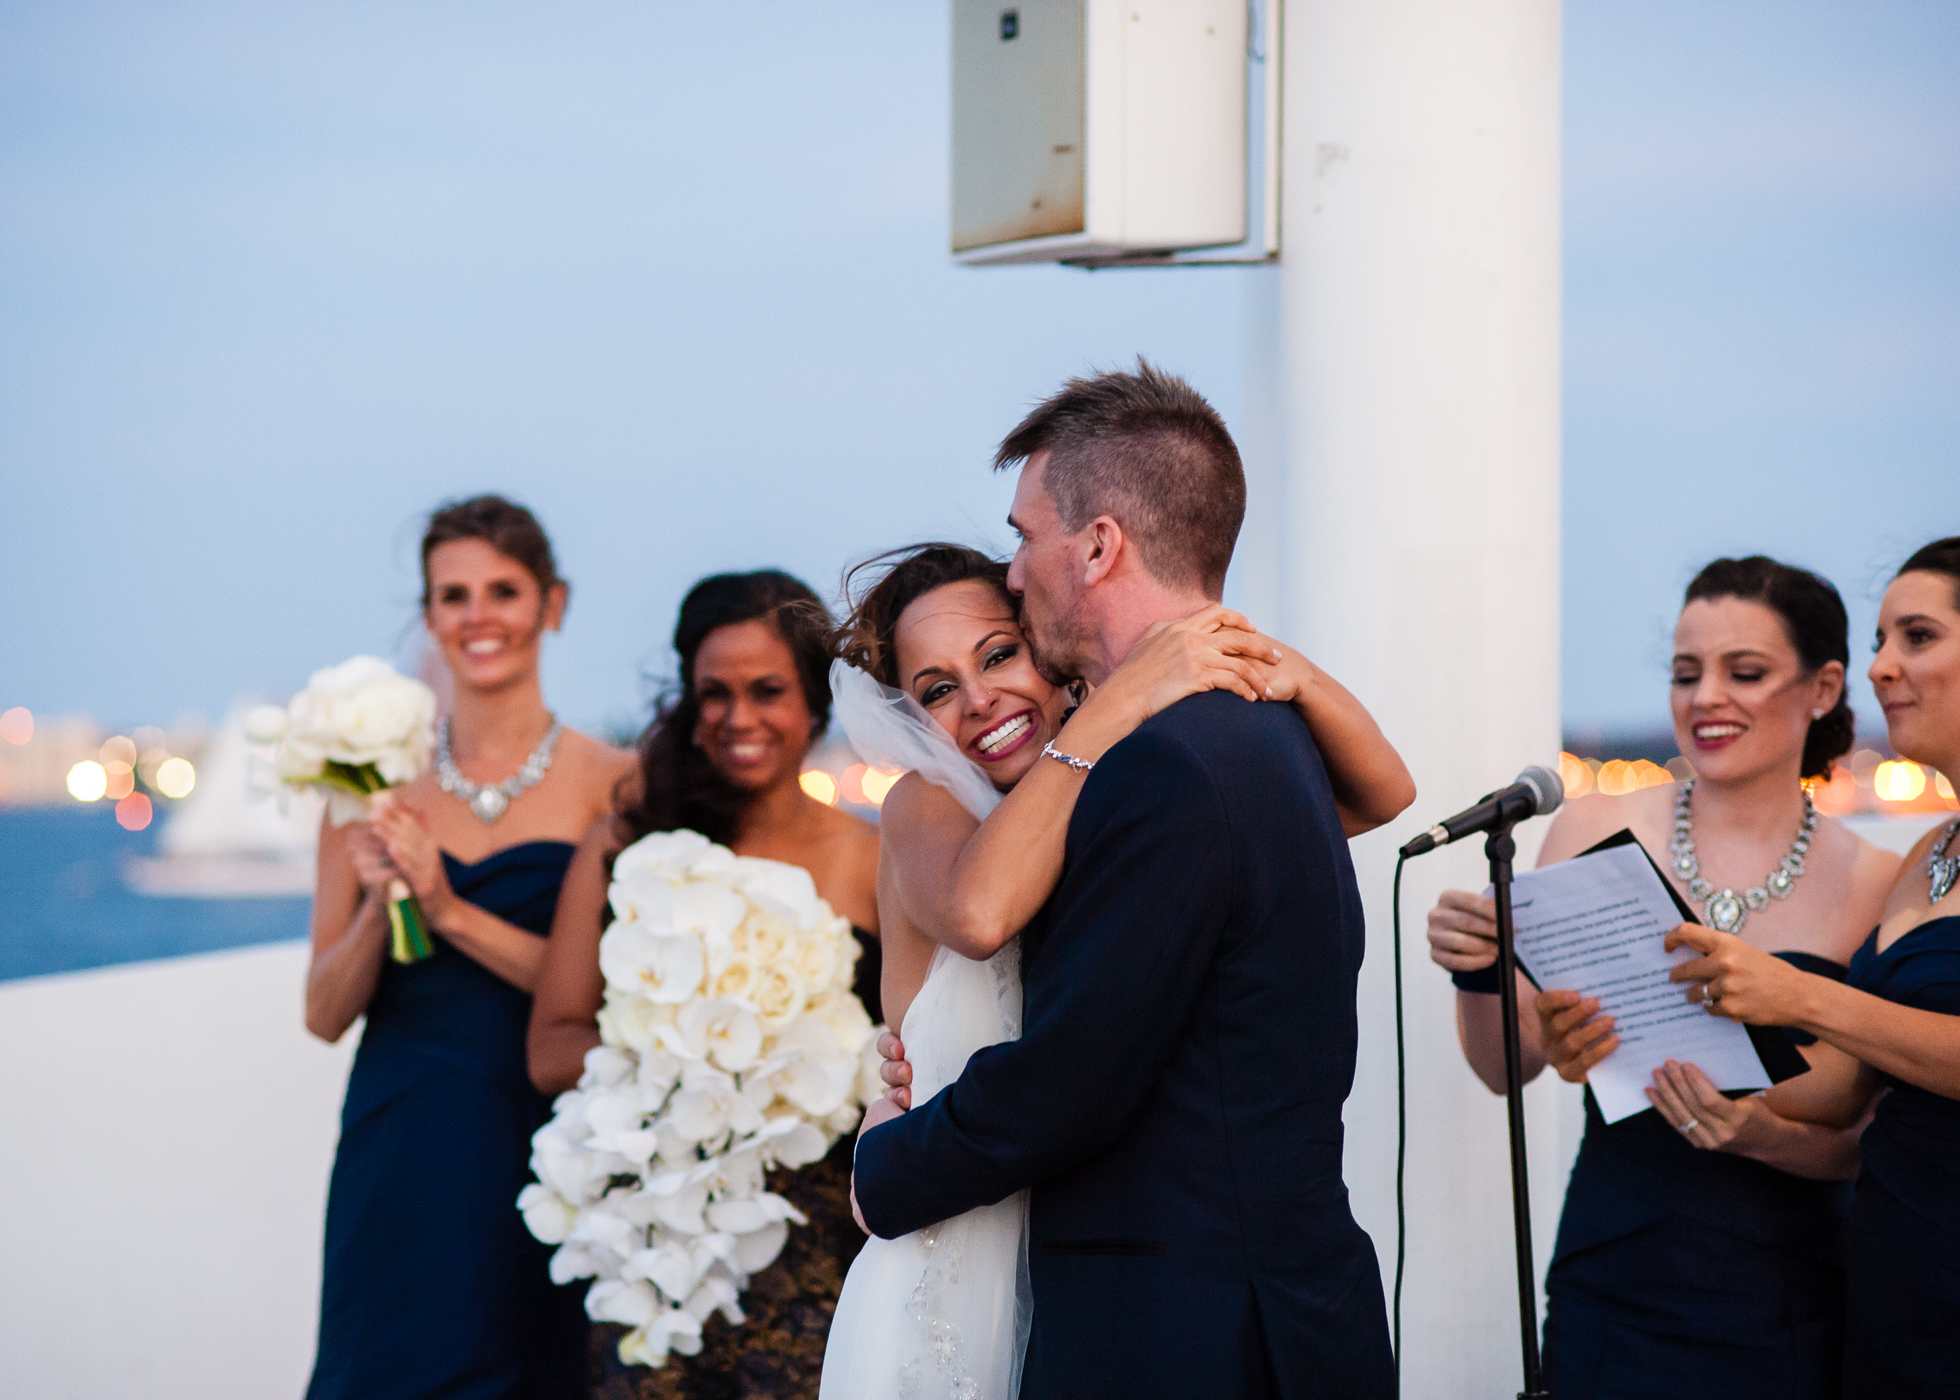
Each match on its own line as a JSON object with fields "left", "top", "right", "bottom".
{"left": 819, "top": 661, "right": 1032, "bottom": 1400}
{"left": 820, "top": 942, "right": 1030, "bottom": 1400}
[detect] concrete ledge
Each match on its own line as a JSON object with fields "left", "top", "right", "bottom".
{"left": 0, "top": 942, "right": 354, "bottom": 1400}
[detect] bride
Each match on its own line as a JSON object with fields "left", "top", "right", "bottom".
{"left": 817, "top": 543, "right": 1414, "bottom": 1400}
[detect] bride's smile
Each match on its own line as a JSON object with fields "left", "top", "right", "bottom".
{"left": 973, "top": 711, "right": 1036, "bottom": 761}
{"left": 892, "top": 577, "right": 1069, "bottom": 791}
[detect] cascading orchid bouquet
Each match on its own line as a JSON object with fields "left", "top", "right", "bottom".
{"left": 245, "top": 655, "right": 440, "bottom": 962}
{"left": 517, "top": 829, "right": 883, "bottom": 1368}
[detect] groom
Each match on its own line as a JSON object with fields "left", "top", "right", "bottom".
{"left": 852, "top": 362, "right": 1395, "bottom": 1399}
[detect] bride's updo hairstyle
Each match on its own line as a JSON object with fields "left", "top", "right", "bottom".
{"left": 418, "top": 494, "right": 566, "bottom": 615}
{"left": 1896, "top": 536, "right": 1960, "bottom": 608}
{"left": 1683, "top": 555, "right": 1854, "bottom": 780}
{"left": 833, "top": 544, "right": 1012, "bottom": 687}
{"left": 615, "top": 570, "right": 834, "bottom": 851}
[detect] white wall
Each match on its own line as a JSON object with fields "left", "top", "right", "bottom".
{"left": 1240, "top": 2, "right": 1576, "bottom": 1394}
{"left": 0, "top": 944, "right": 353, "bottom": 1400}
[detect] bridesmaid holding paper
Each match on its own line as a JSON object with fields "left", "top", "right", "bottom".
{"left": 1425, "top": 556, "right": 1897, "bottom": 1399}
{"left": 1652, "top": 538, "right": 1960, "bottom": 1400}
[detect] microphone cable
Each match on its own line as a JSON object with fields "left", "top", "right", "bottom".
{"left": 1391, "top": 851, "right": 1409, "bottom": 1394}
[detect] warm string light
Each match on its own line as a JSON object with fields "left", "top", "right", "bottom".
{"left": 1558, "top": 748, "right": 1956, "bottom": 813}
{"left": 1874, "top": 760, "right": 1928, "bottom": 803}
{"left": 804, "top": 764, "right": 905, "bottom": 808}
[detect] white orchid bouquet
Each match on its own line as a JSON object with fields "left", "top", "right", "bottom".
{"left": 518, "top": 829, "right": 883, "bottom": 1368}
{"left": 245, "top": 655, "right": 440, "bottom": 962}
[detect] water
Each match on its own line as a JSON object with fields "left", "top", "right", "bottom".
{"left": 1, "top": 805, "right": 1938, "bottom": 986}
{"left": 0, "top": 807, "right": 309, "bottom": 982}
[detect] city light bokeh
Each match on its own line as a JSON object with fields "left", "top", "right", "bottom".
{"left": 0, "top": 707, "right": 31, "bottom": 746}
{"left": 155, "top": 758, "right": 197, "bottom": 800}
{"left": 18, "top": 725, "right": 204, "bottom": 813}
{"left": 798, "top": 770, "right": 838, "bottom": 805}
{"left": 66, "top": 760, "right": 108, "bottom": 802}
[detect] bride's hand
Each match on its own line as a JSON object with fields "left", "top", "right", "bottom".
{"left": 1097, "top": 605, "right": 1277, "bottom": 723}
{"left": 877, "top": 1029, "right": 913, "bottom": 1110}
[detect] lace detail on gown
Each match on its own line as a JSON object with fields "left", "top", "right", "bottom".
{"left": 820, "top": 943, "right": 1027, "bottom": 1400}
{"left": 888, "top": 942, "right": 1027, "bottom": 1400}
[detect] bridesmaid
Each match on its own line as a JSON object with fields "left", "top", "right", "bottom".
{"left": 1653, "top": 537, "right": 1960, "bottom": 1399}
{"left": 1425, "top": 555, "right": 1897, "bottom": 1399}
{"left": 304, "top": 495, "right": 634, "bottom": 1400}
{"left": 528, "top": 569, "right": 880, "bottom": 1400}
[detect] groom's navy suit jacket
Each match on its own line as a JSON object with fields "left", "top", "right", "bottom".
{"left": 854, "top": 691, "right": 1394, "bottom": 1399}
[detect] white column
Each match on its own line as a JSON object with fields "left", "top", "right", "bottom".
{"left": 1239, "top": 3, "right": 1573, "bottom": 1394}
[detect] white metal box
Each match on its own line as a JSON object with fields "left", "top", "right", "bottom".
{"left": 951, "top": 0, "right": 1249, "bottom": 265}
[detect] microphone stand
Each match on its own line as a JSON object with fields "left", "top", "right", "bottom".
{"left": 1489, "top": 820, "right": 1549, "bottom": 1400}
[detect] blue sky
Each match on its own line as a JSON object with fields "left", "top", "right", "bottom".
{"left": 1562, "top": 0, "right": 1957, "bottom": 740}
{"left": 1, "top": 1, "right": 1954, "bottom": 739}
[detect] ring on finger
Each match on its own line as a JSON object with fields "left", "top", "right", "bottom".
{"left": 1678, "top": 1117, "right": 1700, "bottom": 1134}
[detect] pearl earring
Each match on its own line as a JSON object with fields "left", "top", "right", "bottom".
{"left": 1812, "top": 708, "right": 1825, "bottom": 720}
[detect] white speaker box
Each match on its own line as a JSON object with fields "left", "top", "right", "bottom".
{"left": 951, "top": 0, "right": 1254, "bottom": 266}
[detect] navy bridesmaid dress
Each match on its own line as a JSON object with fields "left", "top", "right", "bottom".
{"left": 307, "top": 842, "right": 588, "bottom": 1400}
{"left": 1841, "top": 914, "right": 1960, "bottom": 1400}
{"left": 1458, "top": 952, "right": 1853, "bottom": 1399}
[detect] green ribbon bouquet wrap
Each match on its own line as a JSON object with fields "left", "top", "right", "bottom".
{"left": 245, "top": 656, "right": 441, "bottom": 964}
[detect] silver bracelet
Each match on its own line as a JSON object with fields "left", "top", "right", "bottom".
{"left": 1041, "top": 740, "right": 1094, "bottom": 774}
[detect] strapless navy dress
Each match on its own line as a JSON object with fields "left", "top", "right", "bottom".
{"left": 1458, "top": 951, "right": 1853, "bottom": 1399}
{"left": 307, "top": 842, "right": 587, "bottom": 1400}
{"left": 1841, "top": 915, "right": 1960, "bottom": 1400}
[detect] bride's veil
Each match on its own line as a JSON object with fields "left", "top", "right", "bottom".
{"left": 828, "top": 660, "right": 1001, "bottom": 822}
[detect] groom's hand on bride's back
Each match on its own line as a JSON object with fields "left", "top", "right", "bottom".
{"left": 876, "top": 1029, "right": 913, "bottom": 1110}
{"left": 850, "top": 1090, "right": 907, "bottom": 1234}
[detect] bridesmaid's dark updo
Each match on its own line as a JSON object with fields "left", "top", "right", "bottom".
{"left": 418, "top": 494, "right": 566, "bottom": 613}
{"left": 1897, "top": 536, "right": 1960, "bottom": 610}
{"left": 1684, "top": 556, "right": 1854, "bottom": 779}
{"left": 833, "top": 543, "right": 1012, "bottom": 687}
{"left": 616, "top": 570, "right": 833, "bottom": 850}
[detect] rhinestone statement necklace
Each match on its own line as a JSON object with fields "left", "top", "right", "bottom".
{"left": 436, "top": 716, "right": 563, "bottom": 825}
{"left": 1928, "top": 817, "right": 1960, "bottom": 905}
{"left": 1669, "top": 779, "right": 1818, "bottom": 934}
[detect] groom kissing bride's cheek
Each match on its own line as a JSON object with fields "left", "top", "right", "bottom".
{"left": 823, "top": 362, "right": 1414, "bottom": 1400}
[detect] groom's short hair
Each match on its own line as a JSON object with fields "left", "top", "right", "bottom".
{"left": 994, "top": 360, "right": 1246, "bottom": 596}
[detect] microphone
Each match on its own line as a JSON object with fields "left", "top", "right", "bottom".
{"left": 1398, "top": 765, "right": 1565, "bottom": 858}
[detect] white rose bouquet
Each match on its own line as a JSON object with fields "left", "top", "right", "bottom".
{"left": 244, "top": 655, "right": 440, "bottom": 962}
{"left": 517, "top": 829, "right": 883, "bottom": 1368}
